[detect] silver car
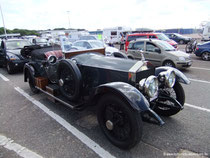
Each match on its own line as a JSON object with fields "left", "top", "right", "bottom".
{"left": 127, "top": 39, "right": 192, "bottom": 69}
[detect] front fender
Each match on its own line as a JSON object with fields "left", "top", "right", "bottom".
{"left": 155, "top": 66, "right": 190, "bottom": 84}
{"left": 24, "top": 63, "right": 35, "bottom": 82}
{"left": 95, "top": 82, "right": 150, "bottom": 112}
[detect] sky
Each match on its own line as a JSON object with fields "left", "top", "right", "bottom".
{"left": 0, "top": 0, "right": 210, "bottom": 31}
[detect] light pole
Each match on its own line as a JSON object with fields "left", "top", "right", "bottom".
{"left": 67, "top": 11, "right": 70, "bottom": 29}
{"left": 0, "top": 3, "right": 7, "bottom": 39}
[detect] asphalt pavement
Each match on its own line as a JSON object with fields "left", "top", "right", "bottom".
{"left": 0, "top": 45, "right": 210, "bottom": 158}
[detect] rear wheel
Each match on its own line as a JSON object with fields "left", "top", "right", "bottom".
{"left": 201, "top": 52, "right": 210, "bottom": 61}
{"left": 179, "top": 40, "right": 184, "bottom": 44}
{"left": 128, "top": 56, "right": 134, "bottom": 60}
{"left": 97, "top": 94, "right": 143, "bottom": 149}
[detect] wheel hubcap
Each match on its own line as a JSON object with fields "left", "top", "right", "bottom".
{"left": 106, "top": 120, "right": 113, "bottom": 130}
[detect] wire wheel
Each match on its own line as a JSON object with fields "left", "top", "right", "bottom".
{"left": 97, "top": 94, "right": 142, "bottom": 149}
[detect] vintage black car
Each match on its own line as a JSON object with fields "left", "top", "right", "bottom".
{"left": 23, "top": 46, "right": 190, "bottom": 149}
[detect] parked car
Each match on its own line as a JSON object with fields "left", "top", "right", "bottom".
{"left": 0, "top": 39, "right": 32, "bottom": 74}
{"left": 23, "top": 46, "right": 190, "bottom": 149}
{"left": 125, "top": 33, "right": 178, "bottom": 51}
{"left": 165, "top": 33, "right": 192, "bottom": 44}
{"left": 31, "top": 38, "right": 50, "bottom": 47}
{"left": 194, "top": 41, "right": 210, "bottom": 60}
{"left": 127, "top": 39, "right": 192, "bottom": 69}
{"left": 72, "top": 40, "right": 126, "bottom": 58}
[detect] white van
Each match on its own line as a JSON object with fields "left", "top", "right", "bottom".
{"left": 202, "top": 22, "right": 210, "bottom": 41}
{"left": 103, "top": 27, "right": 132, "bottom": 44}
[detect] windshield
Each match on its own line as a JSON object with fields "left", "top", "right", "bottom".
{"left": 6, "top": 40, "right": 31, "bottom": 50}
{"left": 157, "top": 34, "right": 170, "bottom": 41}
{"left": 89, "top": 41, "right": 104, "bottom": 48}
{"left": 156, "top": 40, "right": 175, "bottom": 51}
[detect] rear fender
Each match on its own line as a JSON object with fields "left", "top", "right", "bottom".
{"left": 155, "top": 66, "right": 190, "bottom": 84}
{"left": 24, "top": 63, "right": 35, "bottom": 82}
{"left": 95, "top": 82, "right": 150, "bottom": 112}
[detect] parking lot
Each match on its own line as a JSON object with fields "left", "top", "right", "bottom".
{"left": 0, "top": 44, "right": 210, "bottom": 158}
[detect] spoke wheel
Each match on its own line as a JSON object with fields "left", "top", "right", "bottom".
{"left": 153, "top": 82, "right": 185, "bottom": 116}
{"left": 97, "top": 94, "right": 142, "bottom": 149}
{"left": 28, "top": 71, "right": 39, "bottom": 94}
{"left": 201, "top": 52, "right": 210, "bottom": 61}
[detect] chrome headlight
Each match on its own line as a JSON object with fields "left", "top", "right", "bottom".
{"left": 47, "top": 55, "right": 57, "bottom": 64}
{"left": 139, "top": 76, "right": 158, "bottom": 98}
{"left": 158, "top": 69, "right": 176, "bottom": 88}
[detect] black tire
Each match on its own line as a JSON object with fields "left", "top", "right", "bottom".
{"left": 201, "top": 52, "right": 210, "bottom": 61}
{"left": 128, "top": 56, "right": 134, "bottom": 60}
{"left": 153, "top": 82, "right": 185, "bottom": 116}
{"left": 163, "top": 60, "right": 175, "bottom": 68}
{"left": 179, "top": 40, "right": 184, "bottom": 44}
{"left": 97, "top": 94, "right": 143, "bottom": 149}
{"left": 28, "top": 70, "right": 39, "bottom": 94}
{"left": 6, "top": 62, "right": 14, "bottom": 74}
{"left": 58, "top": 60, "right": 82, "bottom": 101}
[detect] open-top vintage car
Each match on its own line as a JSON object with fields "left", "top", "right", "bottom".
{"left": 23, "top": 45, "right": 190, "bottom": 149}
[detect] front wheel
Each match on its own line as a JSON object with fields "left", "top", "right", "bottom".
{"left": 153, "top": 82, "right": 185, "bottom": 116}
{"left": 97, "top": 94, "right": 143, "bottom": 149}
{"left": 163, "top": 60, "right": 175, "bottom": 68}
{"left": 28, "top": 71, "right": 39, "bottom": 94}
{"left": 6, "top": 62, "right": 14, "bottom": 74}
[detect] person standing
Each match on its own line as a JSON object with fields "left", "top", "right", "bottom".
{"left": 120, "top": 35, "right": 125, "bottom": 50}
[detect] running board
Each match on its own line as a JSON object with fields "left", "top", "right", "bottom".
{"left": 35, "top": 86, "right": 76, "bottom": 109}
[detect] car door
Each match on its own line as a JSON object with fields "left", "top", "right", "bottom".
{"left": 144, "top": 42, "right": 163, "bottom": 66}
{"left": 129, "top": 41, "right": 145, "bottom": 60}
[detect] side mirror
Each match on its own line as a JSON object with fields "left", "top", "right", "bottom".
{"left": 154, "top": 48, "right": 161, "bottom": 53}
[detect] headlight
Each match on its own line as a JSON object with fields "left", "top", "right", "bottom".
{"left": 47, "top": 55, "right": 57, "bottom": 64}
{"left": 9, "top": 55, "right": 19, "bottom": 60}
{"left": 158, "top": 69, "right": 176, "bottom": 88}
{"left": 139, "top": 76, "right": 158, "bottom": 98}
{"left": 179, "top": 57, "right": 186, "bottom": 61}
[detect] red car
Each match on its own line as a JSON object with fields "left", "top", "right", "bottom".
{"left": 125, "top": 33, "right": 178, "bottom": 51}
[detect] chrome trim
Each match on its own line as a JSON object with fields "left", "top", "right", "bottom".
{"left": 129, "top": 61, "right": 144, "bottom": 73}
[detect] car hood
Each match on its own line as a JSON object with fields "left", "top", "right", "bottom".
{"left": 168, "top": 50, "right": 190, "bottom": 58}
{"left": 7, "top": 49, "right": 21, "bottom": 55}
{"left": 7, "top": 49, "right": 25, "bottom": 59}
{"left": 72, "top": 53, "right": 141, "bottom": 72}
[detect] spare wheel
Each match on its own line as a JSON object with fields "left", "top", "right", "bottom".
{"left": 58, "top": 60, "right": 82, "bottom": 101}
